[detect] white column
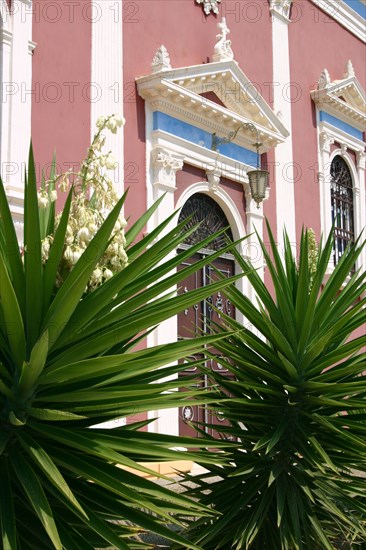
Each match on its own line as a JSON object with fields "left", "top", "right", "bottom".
{"left": 317, "top": 130, "right": 334, "bottom": 239}
{"left": 0, "top": 29, "right": 12, "bottom": 170}
{"left": 270, "top": 0, "right": 296, "bottom": 252}
{"left": 244, "top": 185, "right": 266, "bottom": 302}
{"left": 4, "top": 0, "right": 34, "bottom": 235}
{"left": 91, "top": 1, "right": 124, "bottom": 194}
{"left": 147, "top": 147, "right": 184, "bottom": 436}
{"left": 356, "top": 151, "right": 366, "bottom": 271}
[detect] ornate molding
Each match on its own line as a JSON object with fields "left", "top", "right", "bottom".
{"left": 151, "top": 148, "right": 184, "bottom": 191}
{"left": 137, "top": 59, "right": 289, "bottom": 151}
{"left": 149, "top": 98, "right": 278, "bottom": 152}
{"left": 312, "top": 64, "right": 366, "bottom": 130}
{"left": 151, "top": 45, "right": 172, "bottom": 74}
{"left": 270, "top": 0, "right": 292, "bottom": 22}
{"left": 196, "top": 0, "right": 221, "bottom": 15}
{"left": 212, "top": 18, "right": 234, "bottom": 62}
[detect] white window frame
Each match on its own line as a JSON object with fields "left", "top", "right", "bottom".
{"left": 317, "top": 120, "right": 366, "bottom": 274}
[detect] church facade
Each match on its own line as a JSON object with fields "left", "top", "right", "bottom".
{"left": 1, "top": 0, "right": 365, "bottom": 435}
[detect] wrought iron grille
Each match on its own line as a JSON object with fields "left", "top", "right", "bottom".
{"left": 330, "top": 156, "right": 354, "bottom": 266}
{"left": 178, "top": 193, "right": 233, "bottom": 250}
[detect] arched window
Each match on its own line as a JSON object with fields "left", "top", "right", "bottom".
{"left": 177, "top": 193, "right": 235, "bottom": 438}
{"left": 330, "top": 156, "right": 354, "bottom": 266}
{"left": 177, "top": 193, "right": 233, "bottom": 250}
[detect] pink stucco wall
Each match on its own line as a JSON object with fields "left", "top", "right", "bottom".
{"left": 289, "top": 0, "right": 366, "bottom": 242}
{"left": 31, "top": 0, "right": 92, "bottom": 200}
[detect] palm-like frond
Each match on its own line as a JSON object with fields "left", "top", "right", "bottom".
{"left": 185, "top": 223, "right": 366, "bottom": 550}
{"left": 0, "top": 149, "right": 239, "bottom": 549}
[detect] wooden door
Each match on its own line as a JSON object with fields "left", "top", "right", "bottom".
{"left": 177, "top": 252, "right": 235, "bottom": 438}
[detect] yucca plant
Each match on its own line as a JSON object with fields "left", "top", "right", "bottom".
{"left": 184, "top": 224, "right": 366, "bottom": 549}
{"left": 0, "top": 146, "right": 240, "bottom": 550}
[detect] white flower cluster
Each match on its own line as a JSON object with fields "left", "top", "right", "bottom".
{"left": 38, "top": 187, "right": 58, "bottom": 209}
{"left": 41, "top": 115, "right": 128, "bottom": 293}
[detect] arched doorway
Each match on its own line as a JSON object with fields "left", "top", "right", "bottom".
{"left": 177, "top": 193, "right": 236, "bottom": 438}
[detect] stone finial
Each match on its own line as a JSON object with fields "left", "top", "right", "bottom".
{"left": 317, "top": 68, "right": 331, "bottom": 90}
{"left": 344, "top": 59, "right": 355, "bottom": 79}
{"left": 196, "top": 0, "right": 221, "bottom": 15}
{"left": 151, "top": 45, "right": 172, "bottom": 74}
{"left": 212, "top": 17, "right": 234, "bottom": 62}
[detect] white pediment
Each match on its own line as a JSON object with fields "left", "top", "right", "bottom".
{"left": 311, "top": 61, "right": 366, "bottom": 130}
{"left": 137, "top": 54, "right": 289, "bottom": 153}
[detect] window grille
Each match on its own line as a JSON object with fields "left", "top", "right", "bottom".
{"left": 330, "top": 156, "right": 354, "bottom": 265}
{"left": 178, "top": 193, "right": 233, "bottom": 251}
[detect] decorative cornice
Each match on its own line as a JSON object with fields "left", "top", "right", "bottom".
{"left": 151, "top": 129, "right": 252, "bottom": 185}
{"left": 196, "top": 0, "right": 221, "bottom": 15}
{"left": 319, "top": 121, "right": 365, "bottom": 154}
{"left": 151, "top": 147, "right": 184, "bottom": 191}
{"left": 151, "top": 45, "right": 171, "bottom": 74}
{"left": 270, "top": 0, "right": 292, "bottom": 23}
{"left": 149, "top": 97, "right": 277, "bottom": 152}
{"left": 311, "top": 62, "right": 366, "bottom": 129}
{"left": 137, "top": 60, "right": 289, "bottom": 152}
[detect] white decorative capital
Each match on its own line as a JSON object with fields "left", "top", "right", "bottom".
{"left": 151, "top": 45, "right": 172, "bottom": 74}
{"left": 151, "top": 148, "right": 184, "bottom": 191}
{"left": 270, "top": 0, "right": 292, "bottom": 22}
{"left": 212, "top": 17, "right": 234, "bottom": 62}
{"left": 319, "top": 131, "right": 334, "bottom": 153}
{"left": 344, "top": 59, "right": 355, "bottom": 79}
{"left": 196, "top": 0, "right": 221, "bottom": 15}
{"left": 206, "top": 165, "right": 221, "bottom": 191}
{"left": 317, "top": 68, "right": 331, "bottom": 90}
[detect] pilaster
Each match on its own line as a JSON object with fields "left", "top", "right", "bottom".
{"left": 356, "top": 150, "right": 366, "bottom": 269}
{"left": 147, "top": 146, "right": 184, "bottom": 437}
{"left": 270, "top": 0, "right": 296, "bottom": 253}
{"left": 91, "top": 0, "right": 124, "bottom": 194}
{"left": 3, "top": 0, "right": 34, "bottom": 231}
